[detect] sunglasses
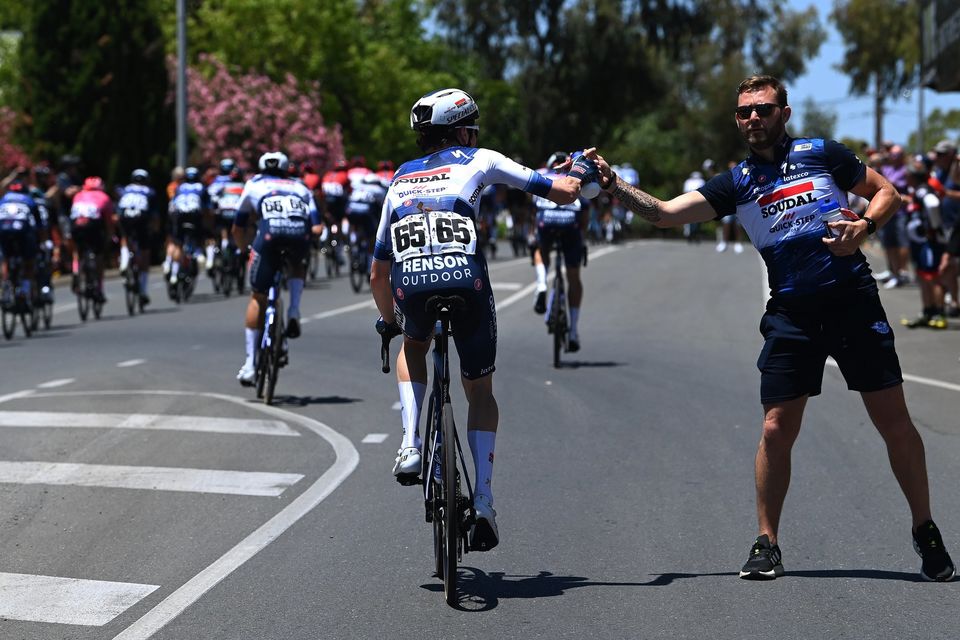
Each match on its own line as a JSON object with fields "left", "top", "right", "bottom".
{"left": 461, "top": 125, "right": 480, "bottom": 133}
{"left": 735, "top": 103, "right": 780, "bottom": 120}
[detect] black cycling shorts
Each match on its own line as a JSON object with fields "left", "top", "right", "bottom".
{"left": 391, "top": 252, "right": 497, "bottom": 380}
{"left": 248, "top": 230, "right": 311, "bottom": 293}
{"left": 71, "top": 219, "right": 105, "bottom": 255}
{"left": 538, "top": 225, "right": 583, "bottom": 268}
{"left": 757, "top": 288, "right": 902, "bottom": 405}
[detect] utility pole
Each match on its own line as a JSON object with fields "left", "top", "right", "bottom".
{"left": 874, "top": 73, "right": 884, "bottom": 149}
{"left": 176, "top": 0, "right": 187, "bottom": 168}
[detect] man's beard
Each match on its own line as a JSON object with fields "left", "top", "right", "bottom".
{"left": 743, "top": 119, "right": 785, "bottom": 151}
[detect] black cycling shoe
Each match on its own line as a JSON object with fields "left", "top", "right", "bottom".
{"left": 913, "top": 520, "right": 956, "bottom": 582}
{"left": 534, "top": 291, "right": 546, "bottom": 314}
{"left": 286, "top": 317, "right": 301, "bottom": 339}
{"left": 566, "top": 338, "right": 580, "bottom": 353}
{"left": 139, "top": 294, "right": 151, "bottom": 307}
{"left": 739, "top": 534, "right": 784, "bottom": 580}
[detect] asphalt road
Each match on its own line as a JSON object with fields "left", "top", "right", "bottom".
{"left": 0, "top": 239, "right": 958, "bottom": 639}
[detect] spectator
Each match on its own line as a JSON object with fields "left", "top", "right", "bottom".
{"left": 902, "top": 159, "right": 948, "bottom": 328}
{"left": 682, "top": 169, "right": 705, "bottom": 243}
{"left": 932, "top": 139, "right": 960, "bottom": 317}
{"left": 877, "top": 145, "right": 912, "bottom": 288}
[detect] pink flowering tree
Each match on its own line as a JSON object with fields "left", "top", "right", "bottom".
{"left": 0, "top": 107, "right": 32, "bottom": 172}
{"left": 185, "top": 54, "right": 343, "bottom": 172}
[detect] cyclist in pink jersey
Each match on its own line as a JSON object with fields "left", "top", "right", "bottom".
{"left": 70, "top": 177, "right": 115, "bottom": 302}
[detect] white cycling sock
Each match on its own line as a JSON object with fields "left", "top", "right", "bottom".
{"left": 245, "top": 327, "right": 257, "bottom": 365}
{"left": 570, "top": 307, "right": 580, "bottom": 338}
{"left": 398, "top": 381, "right": 426, "bottom": 449}
{"left": 162, "top": 256, "right": 172, "bottom": 274}
{"left": 221, "top": 237, "right": 229, "bottom": 250}
{"left": 205, "top": 245, "right": 215, "bottom": 267}
{"left": 119, "top": 246, "right": 130, "bottom": 271}
{"left": 468, "top": 429, "right": 496, "bottom": 503}
{"left": 287, "top": 278, "right": 304, "bottom": 319}
{"left": 171, "top": 261, "right": 180, "bottom": 278}
{"left": 535, "top": 263, "right": 547, "bottom": 292}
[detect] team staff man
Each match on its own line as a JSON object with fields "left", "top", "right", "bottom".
{"left": 587, "top": 74, "right": 954, "bottom": 582}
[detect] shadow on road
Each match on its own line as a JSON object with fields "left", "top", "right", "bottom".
{"left": 785, "top": 569, "right": 923, "bottom": 582}
{"left": 557, "top": 360, "right": 624, "bottom": 369}
{"left": 251, "top": 395, "right": 361, "bottom": 407}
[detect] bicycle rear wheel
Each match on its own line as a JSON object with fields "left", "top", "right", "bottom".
{"left": 1, "top": 306, "right": 13, "bottom": 339}
{"left": 255, "top": 344, "right": 269, "bottom": 400}
{"left": 441, "top": 401, "right": 459, "bottom": 606}
{"left": 42, "top": 294, "right": 53, "bottom": 329}
{"left": 264, "top": 303, "right": 283, "bottom": 405}
{"left": 124, "top": 271, "right": 138, "bottom": 316}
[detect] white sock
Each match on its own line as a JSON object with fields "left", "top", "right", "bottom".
{"left": 205, "top": 245, "right": 215, "bottom": 266}
{"left": 398, "top": 381, "right": 426, "bottom": 449}
{"left": 535, "top": 263, "right": 547, "bottom": 292}
{"left": 570, "top": 307, "right": 580, "bottom": 338}
{"left": 245, "top": 327, "right": 257, "bottom": 365}
{"left": 221, "top": 237, "right": 229, "bottom": 250}
{"left": 119, "top": 246, "right": 130, "bottom": 271}
{"left": 287, "top": 278, "right": 304, "bottom": 319}
{"left": 171, "top": 262, "right": 180, "bottom": 278}
{"left": 468, "top": 429, "right": 496, "bottom": 503}
{"left": 162, "top": 256, "right": 172, "bottom": 274}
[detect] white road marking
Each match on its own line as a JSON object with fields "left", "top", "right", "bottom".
{"left": 498, "top": 282, "right": 538, "bottom": 310}
{"left": 0, "top": 389, "right": 34, "bottom": 403}
{"left": 0, "top": 389, "right": 359, "bottom": 640}
{"left": 391, "top": 401, "right": 402, "bottom": 410}
{"left": 36, "top": 378, "right": 75, "bottom": 389}
{"left": 0, "top": 572, "right": 159, "bottom": 626}
{"left": 491, "top": 282, "right": 523, "bottom": 291}
{"left": 117, "top": 359, "right": 146, "bottom": 368}
{"left": 361, "top": 433, "right": 389, "bottom": 444}
{"left": 308, "top": 299, "right": 375, "bottom": 321}
{"left": 0, "top": 411, "right": 300, "bottom": 437}
{"left": 0, "top": 461, "right": 304, "bottom": 497}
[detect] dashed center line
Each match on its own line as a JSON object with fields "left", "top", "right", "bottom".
{"left": 361, "top": 433, "right": 389, "bottom": 444}
{"left": 116, "top": 359, "right": 146, "bottom": 368}
{"left": 36, "top": 378, "right": 75, "bottom": 389}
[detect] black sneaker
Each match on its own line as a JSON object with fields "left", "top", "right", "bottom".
{"left": 286, "top": 317, "right": 301, "bottom": 339}
{"left": 913, "top": 520, "right": 956, "bottom": 582}
{"left": 739, "top": 534, "right": 784, "bottom": 580}
{"left": 534, "top": 291, "right": 546, "bottom": 314}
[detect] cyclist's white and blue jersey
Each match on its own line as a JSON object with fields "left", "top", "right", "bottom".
{"left": 347, "top": 176, "right": 388, "bottom": 238}
{"left": 206, "top": 174, "right": 231, "bottom": 206}
{"left": 698, "top": 136, "right": 873, "bottom": 298}
{"left": 170, "top": 181, "right": 209, "bottom": 216}
{"left": 117, "top": 184, "right": 157, "bottom": 221}
{"left": 0, "top": 192, "right": 42, "bottom": 258}
{"left": 373, "top": 146, "right": 552, "bottom": 263}
{"left": 234, "top": 174, "right": 320, "bottom": 235}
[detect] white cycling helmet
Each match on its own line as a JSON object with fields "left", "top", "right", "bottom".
{"left": 410, "top": 88, "right": 479, "bottom": 132}
{"left": 258, "top": 151, "right": 289, "bottom": 175}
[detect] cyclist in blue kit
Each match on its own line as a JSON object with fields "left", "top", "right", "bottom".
{"left": 370, "top": 88, "right": 597, "bottom": 551}
{"left": 587, "top": 75, "right": 954, "bottom": 582}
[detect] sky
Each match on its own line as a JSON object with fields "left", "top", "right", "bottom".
{"left": 788, "top": 0, "right": 959, "bottom": 150}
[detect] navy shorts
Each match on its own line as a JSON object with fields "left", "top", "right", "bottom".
{"left": 248, "top": 229, "right": 310, "bottom": 293}
{"left": 0, "top": 227, "right": 37, "bottom": 259}
{"left": 71, "top": 219, "right": 105, "bottom": 255}
{"left": 392, "top": 252, "right": 497, "bottom": 380}
{"left": 538, "top": 226, "right": 583, "bottom": 268}
{"left": 757, "top": 288, "right": 902, "bottom": 404}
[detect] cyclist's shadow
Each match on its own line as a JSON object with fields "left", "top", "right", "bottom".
{"left": 421, "top": 568, "right": 726, "bottom": 611}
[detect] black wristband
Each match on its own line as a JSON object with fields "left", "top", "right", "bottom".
{"left": 864, "top": 217, "right": 877, "bottom": 235}
{"left": 601, "top": 171, "right": 618, "bottom": 192}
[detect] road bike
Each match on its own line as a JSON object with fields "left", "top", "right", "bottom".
{"left": 348, "top": 235, "right": 370, "bottom": 293}
{"left": 379, "top": 295, "right": 475, "bottom": 607}
{"left": 75, "top": 248, "right": 104, "bottom": 322}
{"left": 254, "top": 259, "right": 290, "bottom": 405}
{"left": 167, "top": 230, "right": 200, "bottom": 304}
{"left": 35, "top": 243, "right": 54, "bottom": 329}
{"left": 1, "top": 254, "right": 39, "bottom": 339}
{"left": 546, "top": 241, "right": 569, "bottom": 368}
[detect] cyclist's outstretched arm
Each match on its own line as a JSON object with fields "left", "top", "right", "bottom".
{"left": 586, "top": 149, "right": 716, "bottom": 227}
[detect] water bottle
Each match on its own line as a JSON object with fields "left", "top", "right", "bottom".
{"left": 819, "top": 199, "right": 845, "bottom": 239}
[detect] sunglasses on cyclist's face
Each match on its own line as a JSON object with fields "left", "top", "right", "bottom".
{"left": 461, "top": 125, "right": 480, "bottom": 133}
{"left": 735, "top": 103, "right": 780, "bottom": 120}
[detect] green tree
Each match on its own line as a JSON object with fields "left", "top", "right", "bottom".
{"left": 17, "top": 0, "right": 173, "bottom": 186}
{"left": 907, "top": 108, "right": 960, "bottom": 152}
{"left": 831, "top": 0, "right": 920, "bottom": 147}
{"left": 798, "top": 97, "right": 838, "bottom": 139}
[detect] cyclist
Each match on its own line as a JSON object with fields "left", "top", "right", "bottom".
{"left": 69, "top": 176, "right": 114, "bottom": 303}
{"left": 117, "top": 169, "right": 159, "bottom": 308}
{"left": 533, "top": 151, "right": 588, "bottom": 351}
{"left": 0, "top": 181, "right": 44, "bottom": 309}
{"left": 375, "top": 160, "right": 395, "bottom": 186}
{"left": 320, "top": 159, "right": 350, "bottom": 265}
{"left": 27, "top": 171, "right": 55, "bottom": 304}
{"left": 346, "top": 172, "right": 387, "bottom": 276}
{"left": 371, "top": 88, "right": 598, "bottom": 551}
{"left": 233, "top": 151, "right": 322, "bottom": 385}
{"left": 347, "top": 155, "right": 373, "bottom": 187}
{"left": 206, "top": 158, "right": 237, "bottom": 273}
{"left": 167, "top": 166, "right": 209, "bottom": 287}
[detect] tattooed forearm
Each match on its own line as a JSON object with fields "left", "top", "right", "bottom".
{"left": 610, "top": 177, "right": 662, "bottom": 224}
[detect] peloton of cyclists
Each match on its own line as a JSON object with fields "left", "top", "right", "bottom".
{"left": 233, "top": 151, "right": 322, "bottom": 385}
{"left": 69, "top": 176, "right": 115, "bottom": 303}
{"left": 165, "top": 166, "right": 209, "bottom": 292}
{"left": 370, "top": 88, "right": 599, "bottom": 550}
{"left": 117, "top": 169, "right": 159, "bottom": 308}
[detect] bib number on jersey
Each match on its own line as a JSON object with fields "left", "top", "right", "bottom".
{"left": 390, "top": 211, "right": 477, "bottom": 262}
{"left": 261, "top": 195, "right": 306, "bottom": 220}
{"left": 174, "top": 193, "right": 202, "bottom": 214}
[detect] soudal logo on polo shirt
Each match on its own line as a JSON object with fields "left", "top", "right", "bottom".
{"left": 758, "top": 181, "right": 817, "bottom": 219}
{"left": 393, "top": 167, "right": 452, "bottom": 186}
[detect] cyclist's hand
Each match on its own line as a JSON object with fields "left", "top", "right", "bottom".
{"left": 822, "top": 217, "right": 867, "bottom": 256}
{"left": 376, "top": 316, "right": 401, "bottom": 339}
